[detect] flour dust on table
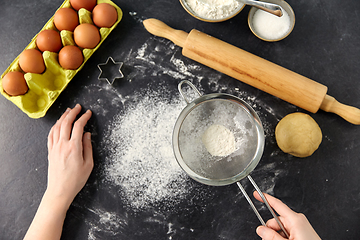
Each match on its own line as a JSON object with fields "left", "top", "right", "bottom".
{"left": 85, "top": 207, "right": 128, "bottom": 240}
{"left": 86, "top": 35, "right": 290, "bottom": 238}
{"left": 103, "top": 89, "right": 193, "bottom": 210}
{"left": 96, "top": 35, "right": 288, "bottom": 207}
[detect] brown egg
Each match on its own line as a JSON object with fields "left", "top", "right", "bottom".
{"left": 2, "top": 71, "right": 28, "bottom": 96}
{"left": 92, "top": 3, "right": 118, "bottom": 28}
{"left": 73, "top": 23, "right": 100, "bottom": 49}
{"left": 59, "top": 45, "right": 84, "bottom": 70}
{"left": 54, "top": 7, "right": 79, "bottom": 32}
{"left": 19, "top": 49, "right": 45, "bottom": 74}
{"left": 70, "top": 0, "right": 97, "bottom": 11}
{"left": 36, "top": 29, "right": 63, "bottom": 53}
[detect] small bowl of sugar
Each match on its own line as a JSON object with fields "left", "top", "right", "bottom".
{"left": 248, "top": 0, "right": 295, "bottom": 41}
{"left": 180, "top": 0, "right": 246, "bottom": 22}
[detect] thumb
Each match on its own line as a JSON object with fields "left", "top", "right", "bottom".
{"left": 256, "top": 226, "right": 286, "bottom": 240}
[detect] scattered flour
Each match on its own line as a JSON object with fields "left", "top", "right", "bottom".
{"left": 86, "top": 208, "right": 128, "bottom": 239}
{"left": 103, "top": 89, "right": 192, "bottom": 210}
{"left": 202, "top": 124, "right": 235, "bottom": 157}
{"left": 85, "top": 37, "right": 289, "bottom": 236}
{"left": 125, "top": 39, "right": 204, "bottom": 83}
{"left": 78, "top": 34, "right": 293, "bottom": 238}
{"left": 95, "top": 37, "right": 283, "bottom": 212}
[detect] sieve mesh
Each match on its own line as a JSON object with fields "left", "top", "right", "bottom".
{"left": 177, "top": 98, "right": 260, "bottom": 181}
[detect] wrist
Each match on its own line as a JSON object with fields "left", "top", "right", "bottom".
{"left": 42, "top": 190, "right": 73, "bottom": 216}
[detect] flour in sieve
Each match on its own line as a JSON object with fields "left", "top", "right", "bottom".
{"left": 103, "top": 89, "right": 194, "bottom": 210}
{"left": 202, "top": 124, "right": 235, "bottom": 157}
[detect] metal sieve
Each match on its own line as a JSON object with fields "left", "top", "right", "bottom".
{"left": 172, "top": 80, "right": 289, "bottom": 237}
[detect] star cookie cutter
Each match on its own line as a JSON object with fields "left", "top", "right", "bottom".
{"left": 97, "top": 57, "right": 124, "bottom": 85}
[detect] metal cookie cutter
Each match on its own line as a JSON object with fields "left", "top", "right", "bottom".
{"left": 97, "top": 57, "right": 124, "bottom": 85}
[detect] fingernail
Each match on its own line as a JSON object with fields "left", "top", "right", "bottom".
{"left": 75, "top": 103, "right": 80, "bottom": 108}
{"left": 86, "top": 132, "right": 91, "bottom": 139}
{"left": 256, "top": 226, "right": 266, "bottom": 237}
{"left": 65, "top": 108, "right": 70, "bottom": 112}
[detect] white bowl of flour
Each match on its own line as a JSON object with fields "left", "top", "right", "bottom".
{"left": 180, "top": 0, "right": 246, "bottom": 22}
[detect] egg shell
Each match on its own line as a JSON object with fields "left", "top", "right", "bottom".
{"left": 0, "top": 0, "right": 123, "bottom": 118}
{"left": 54, "top": 7, "right": 79, "bottom": 31}
{"left": 2, "top": 71, "right": 28, "bottom": 96}
{"left": 92, "top": 3, "right": 118, "bottom": 28}
{"left": 36, "top": 29, "right": 63, "bottom": 52}
{"left": 70, "top": 0, "right": 97, "bottom": 11}
{"left": 59, "top": 45, "right": 84, "bottom": 70}
{"left": 19, "top": 49, "right": 46, "bottom": 74}
{"left": 74, "top": 23, "right": 100, "bottom": 49}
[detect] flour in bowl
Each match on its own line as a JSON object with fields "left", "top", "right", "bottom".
{"left": 184, "top": 0, "right": 243, "bottom": 20}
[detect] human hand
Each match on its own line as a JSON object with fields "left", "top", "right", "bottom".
{"left": 254, "top": 191, "right": 321, "bottom": 240}
{"left": 46, "top": 104, "right": 93, "bottom": 208}
{"left": 23, "top": 105, "right": 93, "bottom": 240}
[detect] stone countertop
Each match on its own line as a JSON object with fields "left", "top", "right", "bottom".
{"left": 1, "top": 0, "right": 360, "bottom": 239}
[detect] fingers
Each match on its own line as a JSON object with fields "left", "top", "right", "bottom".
{"left": 266, "top": 218, "right": 288, "bottom": 238}
{"left": 266, "top": 217, "right": 284, "bottom": 232}
{"left": 256, "top": 226, "right": 286, "bottom": 240}
{"left": 82, "top": 132, "right": 94, "bottom": 167}
{"left": 253, "top": 191, "right": 297, "bottom": 218}
{"left": 60, "top": 104, "right": 82, "bottom": 140}
{"left": 71, "top": 110, "right": 92, "bottom": 141}
{"left": 48, "top": 108, "right": 70, "bottom": 147}
{"left": 49, "top": 105, "right": 92, "bottom": 148}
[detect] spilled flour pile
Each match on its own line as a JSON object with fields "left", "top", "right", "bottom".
{"left": 98, "top": 36, "right": 283, "bottom": 212}
{"left": 82, "top": 28, "right": 291, "bottom": 238}
{"left": 103, "top": 89, "right": 193, "bottom": 210}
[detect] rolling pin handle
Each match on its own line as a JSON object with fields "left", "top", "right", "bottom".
{"left": 143, "top": 18, "right": 188, "bottom": 47}
{"left": 320, "top": 94, "right": 360, "bottom": 125}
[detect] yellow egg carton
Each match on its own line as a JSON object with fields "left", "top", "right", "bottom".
{"left": 0, "top": 0, "right": 123, "bottom": 118}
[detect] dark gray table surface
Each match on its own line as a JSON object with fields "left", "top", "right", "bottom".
{"left": 1, "top": 0, "right": 360, "bottom": 239}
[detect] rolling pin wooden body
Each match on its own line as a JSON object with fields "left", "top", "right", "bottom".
{"left": 143, "top": 19, "right": 360, "bottom": 125}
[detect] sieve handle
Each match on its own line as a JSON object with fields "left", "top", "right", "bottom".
{"left": 237, "top": 176, "right": 290, "bottom": 238}
{"left": 237, "top": 182, "right": 266, "bottom": 226}
{"left": 178, "top": 80, "right": 202, "bottom": 104}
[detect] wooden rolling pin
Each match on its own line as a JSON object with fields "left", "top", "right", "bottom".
{"left": 143, "top": 18, "right": 360, "bottom": 125}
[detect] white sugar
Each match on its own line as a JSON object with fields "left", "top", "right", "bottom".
{"left": 252, "top": 8, "right": 291, "bottom": 40}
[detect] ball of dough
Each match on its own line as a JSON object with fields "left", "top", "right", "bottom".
{"left": 275, "top": 113, "right": 322, "bottom": 158}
